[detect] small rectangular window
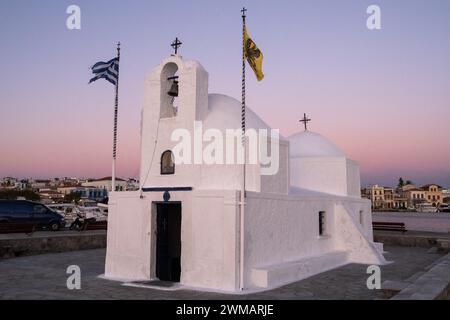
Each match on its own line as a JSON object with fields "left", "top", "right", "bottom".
{"left": 319, "top": 211, "right": 326, "bottom": 236}
{"left": 359, "top": 210, "right": 364, "bottom": 226}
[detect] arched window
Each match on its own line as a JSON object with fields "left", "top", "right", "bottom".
{"left": 160, "top": 63, "right": 179, "bottom": 119}
{"left": 161, "top": 150, "right": 175, "bottom": 175}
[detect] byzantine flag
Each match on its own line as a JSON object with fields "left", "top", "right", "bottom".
{"left": 244, "top": 26, "right": 264, "bottom": 81}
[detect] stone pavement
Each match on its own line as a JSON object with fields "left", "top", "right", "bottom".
{"left": 0, "top": 246, "right": 444, "bottom": 300}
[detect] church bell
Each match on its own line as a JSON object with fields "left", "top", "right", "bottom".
{"left": 167, "top": 76, "right": 179, "bottom": 97}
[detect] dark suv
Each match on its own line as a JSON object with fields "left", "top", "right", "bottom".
{"left": 0, "top": 200, "right": 65, "bottom": 231}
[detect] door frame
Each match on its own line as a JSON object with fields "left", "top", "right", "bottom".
{"left": 151, "top": 201, "right": 182, "bottom": 282}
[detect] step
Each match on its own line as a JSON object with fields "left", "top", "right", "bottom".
{"left": 392, "top": 253, "right": 450, "bottom": 300}
{"left": 405, "top": 271, "right": 425, "bottom": 283}
{"left": 251, "top": 251, "right": 348, "bottom": 289}
{"left": 424, "top": 254, "right": 448, "bottom": 271}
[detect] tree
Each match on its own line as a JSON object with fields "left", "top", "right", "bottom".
{"left": 405, "top": 180, "right": 413, "bottom": 185}
{"left": 397, "top": 177, "right": 404, "bottom": 189}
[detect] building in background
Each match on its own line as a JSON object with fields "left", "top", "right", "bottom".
{"left": 82, "top": 177, "right": 127, "bottom": 192}
{"left": 402, "top": 187, "right": 427, "bottom": 209}
{"left": 126, "top": 178, "right": 140, "bottom": 191}
{"left": 393, "top": 193, "right": 408, "bottom": 209}
{"left": 363, "top": 183, "right": 445, "bottom": 210}
{"left": 73, "top": 186, "right": 108, "bottom": 202}
{"left": 420, "top": 184, "right": 443, "bottom": 207}
{"left": 361, "top": 185, "right": 395, "bottom": 210}
{"left": 57, "top": 185, "right": 108, "bottom": 202}
{"left": 443, "top": 189, "right": 450, "bottom": 204}
{"left": 57, "top": 185, "right": 80, "bottom": 195}
{"left": 383, "top": 187, "right": 394, "bottom": 209}
{"left": 31, "top": 179, "right": 51, "bottom": 190}
{"left": 0, "top": 177, "right": 18, "bottom": 188}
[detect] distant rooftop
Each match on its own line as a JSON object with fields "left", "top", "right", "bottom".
{"left": 91, "top": 176, "right": 126, "bottom": 182}
{"left": 421, "top": 184, "right": 443, "bottom": 189}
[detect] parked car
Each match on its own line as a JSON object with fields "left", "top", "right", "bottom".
{"left": 0, "top": 200, "right": 65, "bottom": 231}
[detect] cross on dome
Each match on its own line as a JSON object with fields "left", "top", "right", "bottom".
{"left": 299, "top": 113, "right": 311, "bottom": 131}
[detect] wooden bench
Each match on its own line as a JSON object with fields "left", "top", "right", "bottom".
{"left": 373, "top": 221, "right": 407, "bottom": 233}
{"left": 82, "top": 220, "right": 107, "bottom": 231}
{"left": 0, "top": 222, "right": 37, "bottom": 235}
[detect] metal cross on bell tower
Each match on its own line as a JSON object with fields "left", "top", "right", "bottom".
{"left": 299, "top": 113, "right": 311, "bottom": 131}
{"left": 171, "top": 37, "right": 182, "bottom": 55}
{"left": 241, "top": 7, "right": 247, "bottom": 18}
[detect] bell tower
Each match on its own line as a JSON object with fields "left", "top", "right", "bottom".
{"left": 139, "top": 45, "right": 209, "bottom": 187}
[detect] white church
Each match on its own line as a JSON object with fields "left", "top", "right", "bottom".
{"left": 104, "top": 54, "right": 387, "bottom": 292}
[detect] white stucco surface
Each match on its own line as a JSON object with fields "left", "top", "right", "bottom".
{"left": 204, "top": 94, "right": 273, "bottom": 132}
{"left": 243, "top": 191, "right": 386, "bottom": 290}
{"left": 288, "top": 130, "right": 362, "bottom": 197}
{"left": 288, "top": 131, "right": 345, "bottom": 158}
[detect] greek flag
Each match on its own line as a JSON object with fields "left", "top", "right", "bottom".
{"left": 89, "top": 57, "right": 119, "bottom": 85}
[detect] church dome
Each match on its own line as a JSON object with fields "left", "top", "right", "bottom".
{"left": 288, "top": 130, "right": 345, "bottom": 158}
{"left": 204, "top": 94, "right": 273, "bottom": 132}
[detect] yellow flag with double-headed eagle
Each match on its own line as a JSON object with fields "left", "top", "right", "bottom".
{"left": 244, "top": 26, "right": 264, "bottom": 81}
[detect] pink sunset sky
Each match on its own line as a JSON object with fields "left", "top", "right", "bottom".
{"left": 0, "top": 0, "right": 449, "bottom": 187}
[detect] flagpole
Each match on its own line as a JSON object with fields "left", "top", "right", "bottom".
{"left": 112, "top": 42, "right": 120, "bottom": 192}
{"left": 239, "top": 7, "right": 247, "bottom": 291}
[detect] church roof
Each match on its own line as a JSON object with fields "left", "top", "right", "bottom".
{"left": 204, "top": 94, "right": 277, "bottom": 134}
{"left": 288, "top": 130, "right": 346, "bottom": 158}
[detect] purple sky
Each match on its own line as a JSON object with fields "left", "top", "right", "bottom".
{"left": 0, "top": 0, "right": 449, "bottom": 187}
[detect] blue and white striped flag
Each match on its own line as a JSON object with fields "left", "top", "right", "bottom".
{"left": 89, "top": 57, "right": 119, "bottom": 85}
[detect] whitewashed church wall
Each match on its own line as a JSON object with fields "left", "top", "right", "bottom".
{"left": 346, "top": 159, "right": 361, "bottom": 197}
{"left": 243, "top": 192, "right": 339, "bottom": 286}
{"left": 290, "top": 157, "right": 348, "bottom": 196}
{"left": 193, "top": 62, "right": 209, "bottom": 121}
{"left": 339, "top": 199, "right": 373, "bottom": 239}
{"left": 197, "top": 163, "right": 261, "bottom": 192}
{"left": 182, "top": 190, "right": 240, "bottom": 291}
{"left": 140, "top": 56, "right": 208, "bottom": 188}
{"left": 105, "top": 191, "right": 152, "bottom": 281}
{"left": 333, "top": 203, "right": 387, "bottom": 265}
{"left": 260, "top": 140, "right": 289, "bottom": 194}
{"left": 105, "top": 190, "right": 195, "bottom": 282}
